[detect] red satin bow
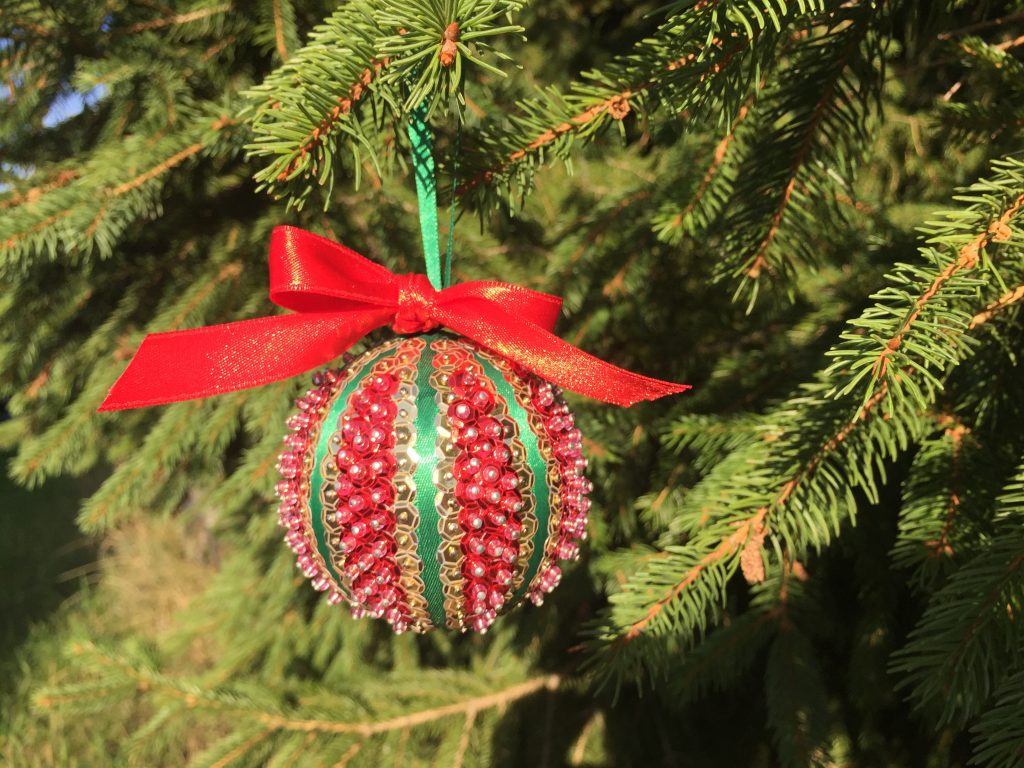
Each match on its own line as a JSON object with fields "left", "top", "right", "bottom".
{"left": 98, "top": 226, "right": 689, "bottom": 411}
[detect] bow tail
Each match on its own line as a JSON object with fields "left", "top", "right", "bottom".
{"left": 99, "top": 309, "right": 393, "bottom": 411}
{"left": 436, "top": 302, "right": 690, "bottom": 407}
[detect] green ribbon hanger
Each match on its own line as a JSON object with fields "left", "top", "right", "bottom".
{"left": 406, "top": 102, "right": 456, "bottom": 290}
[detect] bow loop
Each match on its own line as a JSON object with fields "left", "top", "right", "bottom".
{"left": 392, "top": 273, "right": 441, "bottom": 334}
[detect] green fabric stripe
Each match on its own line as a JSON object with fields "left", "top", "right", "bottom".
{"left": 310, "top": 348, "right": 392, "bottom": 588}
{"left": 473, "top": 353, "right": 550, "bottom": 603}
{"left": 413, "top": 336, "right": 447, "bottom": 625}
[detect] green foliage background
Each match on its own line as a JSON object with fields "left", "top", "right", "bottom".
{"left": 2, "top": 1, "right": 1024, "bottom": 765}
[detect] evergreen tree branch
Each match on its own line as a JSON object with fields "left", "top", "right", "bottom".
{"left": 122, "top": 3, "right": 234, "bottom": 34}
{"left": 969, "top": 668, "right": 1024, "bottom": 768}
{"left": 459, "top": 0, "right": 830, "bottom": 208}
{"left": 828, "top": 156, "right": 1024, "bottom": 413}
{"left": 892, "top": 462, "right": 1024, "bottom": 727}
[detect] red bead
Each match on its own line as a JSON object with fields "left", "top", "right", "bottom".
{"left": 454, "top": 456, "right": 482, "bottom": 480}
{"left": 449, "top": 400, "right": 475, "bottom": 423}
{"left": 470, "top": 439, "right": 495, "bottom": 459}
{"left": 459, "top": 509, "right": 485, "bottom": 530}
{"left": 470, "top": 388, "right": 494, "bottom": 412}
{"left": 369, "top": 374, "right": 397, "bottom": 394}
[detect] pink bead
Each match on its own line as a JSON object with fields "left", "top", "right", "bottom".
{"left": 286, "top": 413, "right": 312, "bottom": 431}
{"left": 484, "top": 538, "right": 505, "bottom": 558}
{"left": 468, "top": 582, "right": 488, "bottom": 602}
{"left": 369, "top": 485, "right": 394, "bottom": 508}
{"left": 557, "top": 540, "right": 580, "bottom": 560}
{"left": 500, "top": 495, "right": 523, "bottom": 515}
{"left": 464, "top": 535, "right": 487, "bottom": 555}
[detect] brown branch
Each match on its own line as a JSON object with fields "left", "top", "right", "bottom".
{"left": 624, "top": 507, "right": 768, "bottom": 639}
{"left": 667, "top": 99, "right": 754, "bottom": 233}
{"left": 108, "top": 142, "right": 205, "bottom": 198}
{"left": 332, "top": 741, "right": 364, "bottom": 768}
{"left": 452, "top": 708, "right": 476, "bottom": 768}
{"left": 745, "top": 31, "right": 863, "bottom": 280}
{"left": 124, "top": 3, "right": 232, "bottom": 33}
{"left": 210, "top": 728, "right": 272, "bottom": 768}
{"left": 274, "top": 59, "right": 388, "bottom": 182}
{"left": 272, "top": 0, "right": 289, "bottom": 61}
{"left": 253, "top": 675, "right": 561, "bottom": 736}
{"left": 0, "top": 169, "right": 79, "bottom": 211}
{"left": 926, "top": 422, "right": 968, "bottom": 558}
{"left": 86, "top": 116, "right": 233, "bottom": 239}
{"left": 0, "top": 210, "right": 71, "bottom": 251}
{"left": 165, "top": 260, "right": 243, "bottom": 332}
{"left": 872, "top": 191, "right": 1024, "bottom": 378}
{"left": 969, "top": 283, "right": 1024, "bottom": 328}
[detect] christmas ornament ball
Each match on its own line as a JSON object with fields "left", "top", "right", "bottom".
{"left": 274, "top": 333, "right": 592, "bottom": 633}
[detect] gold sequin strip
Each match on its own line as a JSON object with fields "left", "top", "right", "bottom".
{"left": 429, "top": 338, "right": 468, "bottom": 630}
{"left": 390, "top": 337, "right": 433, "bottom": 632}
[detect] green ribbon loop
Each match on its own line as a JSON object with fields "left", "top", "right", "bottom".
{"left": 407, "top": 103, "right": 444, "bottom": 291}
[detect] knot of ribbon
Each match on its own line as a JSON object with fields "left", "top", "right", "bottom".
{"left": 392, "top": 273, "right": 441, "bottom": 334}
{"left": 98, "top": 226, "right": 689, "bottom": 412}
